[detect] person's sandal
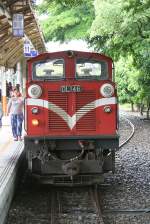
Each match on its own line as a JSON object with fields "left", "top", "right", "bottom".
{"left": 18, "top": 136, "right": 22, "bottom": 141}
{"left": 14, "top": 138, "right": 18, "bottom": 141}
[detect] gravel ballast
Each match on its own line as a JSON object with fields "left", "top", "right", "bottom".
{"left": 102, "top": 113, "right": 150, "bottom": 223}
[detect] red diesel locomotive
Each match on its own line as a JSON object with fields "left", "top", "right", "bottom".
{"left": 25, "top": 50, "right": 119, "bottom": 185}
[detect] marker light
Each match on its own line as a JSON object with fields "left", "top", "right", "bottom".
{"left": 31, "top": 107, "right": 39, "bottom": 114}
{"left": 104, "top": 106, "right": 112, "bottom": 113}
{"left": 32, "top": 119, "right": 39, "bottom": 126}
{"left": 100, "top": 84, "right": 114, "bottom": 98}
{"left": 28, "top": 84, "right": 42, "bottom": 99}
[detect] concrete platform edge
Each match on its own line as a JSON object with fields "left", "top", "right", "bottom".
{"left": 0, "top": 142, "right": 24, "bottom": 224}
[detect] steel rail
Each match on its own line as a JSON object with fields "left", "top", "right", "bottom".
{"left": 90, "top": 185, "right": 105, "bottom": 224}
{"left": 49, "top": 189, "right": 58, "bottom": 224}
{"left": 104, "top": 208, "right": 150, "bottom": 215}
{"left": 119, "top": 114, "right": 135, "bottom": 148}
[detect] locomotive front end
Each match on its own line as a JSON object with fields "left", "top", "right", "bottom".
{"left": 25, "top": 51, "right": 119, "bottom": 185}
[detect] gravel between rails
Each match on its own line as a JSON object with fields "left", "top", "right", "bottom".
{"left": 102, "top": 112, "right": 150, "bottom": 223}
{"left": 6, "top": 112, "right": 150, "bottom": 224}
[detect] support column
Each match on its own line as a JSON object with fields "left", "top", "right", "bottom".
{"left": 0, "top": 67, "right": 7, "bottom": 115}
{"left": 16, "top": 62, "right": 22, "bottom": 93}
{"left": 22, "top": 58, "right": 27, "bottom": 97}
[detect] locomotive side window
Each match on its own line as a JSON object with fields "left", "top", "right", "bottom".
{"left": 33, "top": 58, "right": 64, "bottom": 80}
{"left": 76, "top": 58, "right": 108, "bottom": 79}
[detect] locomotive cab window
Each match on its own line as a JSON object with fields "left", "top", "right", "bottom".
{"left": 33, "top": 58, "right": 64, "bottom": 80}
{"left": 76, "top": 58, "right": 108, "bottom": 79}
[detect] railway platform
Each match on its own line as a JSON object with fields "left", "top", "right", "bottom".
{"left": 0, "top": 116, "right": 24, "bottom": 224}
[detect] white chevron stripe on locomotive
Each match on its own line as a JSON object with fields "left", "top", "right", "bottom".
{"left": 27, "top": 97, "right": 117, "bottom": 129}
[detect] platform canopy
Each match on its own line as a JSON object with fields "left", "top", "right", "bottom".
{"left": 0, "top": 0, "right": 46, "bottom": 68}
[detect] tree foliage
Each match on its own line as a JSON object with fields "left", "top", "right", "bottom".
{"left": 115, "top": 56, "right": 150, "bottom": 114}
{"left": 115, "top": 57, "right": 140, "bottom": 108}
{"left": 38, "top": 0, "right": 94, "bottom": 42}
{"left": 90, "top": 0, "right": 150, "bottom": 116}
{"left": 90, "top": 0, "right": 150, "bottom": 57}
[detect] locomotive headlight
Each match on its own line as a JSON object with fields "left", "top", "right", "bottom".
{"left": 28, "top": 84, "right": 42, "bottom": 99}
{"left": 100, "top": 84, "right": 114, "bottom": 98}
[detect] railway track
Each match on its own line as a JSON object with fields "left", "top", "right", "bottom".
{"left": 119, "top": 113, "right": 135, "bottom": 148}
{"left": 90, "top": 186, "right": 105, "bottom": 224}
{"left": 49, "top": 189, "right": 58, "bottom": 224}
{"left": 25, "top": 184, "right": 149, "bottom": 224}
{"left": 49, "top": 186, "right": 105, "bottom": 224}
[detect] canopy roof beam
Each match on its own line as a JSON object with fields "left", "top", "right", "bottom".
{"left": 0, "top": 0, "right": 46, "bottom": 68}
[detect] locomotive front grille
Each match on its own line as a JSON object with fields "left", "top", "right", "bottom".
{"left": 48, "top": 91, "right": 96, "bottom": 131}
{"left": 76, "top": 92, "right": 96, "bottom": 131}
{"left": 48, "top": 91, "right": 69, "bottom": 130}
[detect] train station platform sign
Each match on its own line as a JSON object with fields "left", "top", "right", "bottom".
{"left": 24, "top": 40, "right": 38, "bottom": 57}
{"left": 24, "top": 50, "right": 38, "bottom": 58}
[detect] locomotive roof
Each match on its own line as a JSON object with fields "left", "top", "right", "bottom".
{"left": 27, "top": 50, "right": 113, "bottom": 63}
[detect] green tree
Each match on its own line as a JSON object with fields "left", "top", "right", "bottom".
{"left": 90, "top": 0, "right": 150, "bottom": 59}
{"left": 38, "top": 0, "right": 94, "bottom": 42}
{"left": 115, "top": 56, "right": 139, "bottom": 111}
{"left": 136, "top": 72, "right": 150, "bottom": 118}
{"left": 90, "top": 0, "right": 150, "bottom": 118}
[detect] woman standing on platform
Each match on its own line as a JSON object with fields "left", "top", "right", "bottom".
{"left": 7, "top": 89, "right": 24, "bottom": 141}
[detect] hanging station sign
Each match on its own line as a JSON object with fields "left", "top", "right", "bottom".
{"left": 24, "top": 40, "right": 31, "bottom": 55}
{"left": 24, "top": 50, "right": 38, "bottom": 57}
{"left": 12, "top": 14, "right": 24, "bottom": 37}
{"left": 24, "top": 40, "right": 38, "bottom": 57}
